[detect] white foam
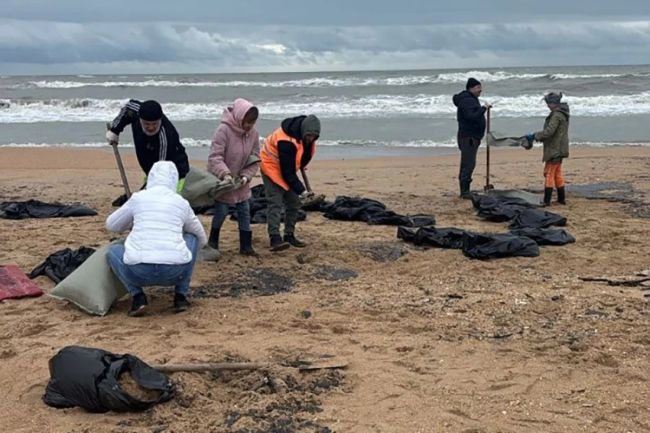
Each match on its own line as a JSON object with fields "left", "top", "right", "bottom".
{"left": 2, "top": 92, "right": 650, "bottom": 123}
{"left": 10, "top": 70, "right": 648, "bottom": 89}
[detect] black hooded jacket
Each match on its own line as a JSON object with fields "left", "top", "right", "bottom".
{"left": 277, "top": 115, "right": 316, "bottom": 195}
{"left": 109, "top": 99, "right": 190, "bottom": 179}
{"left": 452, "top": 91, "right": 487, "bottom": 139}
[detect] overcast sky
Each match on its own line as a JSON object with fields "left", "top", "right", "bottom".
{"left": 2, "top": 0, "right": 650, "bottom": 74}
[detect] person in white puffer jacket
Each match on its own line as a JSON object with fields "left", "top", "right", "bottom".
{"left": 106, "top": 161, "right": 207, "bottom": 316}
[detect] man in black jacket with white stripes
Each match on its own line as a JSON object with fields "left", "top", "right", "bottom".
{"left": 106, "top": 99, "right": 190, "bottom": 190}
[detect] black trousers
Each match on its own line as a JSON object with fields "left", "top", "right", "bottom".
{"left": 458, "top": 135, "right": 481, "bottom": 193}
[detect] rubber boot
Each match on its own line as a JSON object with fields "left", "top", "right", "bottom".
{"left": 557, "top": 187, "right": 566, "bottom": 205}
{"left": 284, "top": 233, "right": 307, "bottom": 248}
{"left": 173, "top": 293, "right": 190, "bottom": 313}
{"left": 270, "top": 234, "right": 290, "bottom": 252}
{"left": 543, "top": 187, "right": 553, "bottom": 207}
{"left": 239, "top": 230, "right": 258, "bottom": 256}
{"left": 460, "top": 181, "right": 472, "bottom": 199}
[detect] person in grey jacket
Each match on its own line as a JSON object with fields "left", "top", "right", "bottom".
{"left": 526, "top": 92, "right": 570, "bottom": 206}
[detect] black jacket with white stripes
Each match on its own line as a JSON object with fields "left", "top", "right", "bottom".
{"left": 109, "top": 99, "right": 190, "bottom": 179}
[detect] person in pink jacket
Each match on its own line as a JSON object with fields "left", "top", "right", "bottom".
{"left": 207, "top": 98, "right": 261, "bottom": 256}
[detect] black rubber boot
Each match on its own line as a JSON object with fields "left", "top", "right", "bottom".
{"left": 459, "top": 181, "right": 472, "bottom": 199}
{"left": 128, "top": 293, "right": 148, "bottom": 317}
{"left": 270, "top": 234, "right": 291, "bottom": 252}
{"left": 543, "top": 187, "right": 553, "bottom": 207}
{"left": 284, "top": 233, "right": 307, "bottom": 248}
{"left": 557, "top": 187, "right": 566, "bottom": 205}
{"left": 208, "top": 226, "right": 220, "bottom": 249}
{"left": 173, "top": 293, "right": 190, "bottom": 313}
{"left": 239, "top": 230, "right": 258, "bottom": 256}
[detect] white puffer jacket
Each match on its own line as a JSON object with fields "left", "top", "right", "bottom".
{"left": 106, "top": 161, "right": 208, "bottom": 265}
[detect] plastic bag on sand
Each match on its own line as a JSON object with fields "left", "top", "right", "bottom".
{"left": 43, "top": 346, "right": 175, "bottom": 412}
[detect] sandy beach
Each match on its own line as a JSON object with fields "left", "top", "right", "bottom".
{"left": 1, "top": 145, "right": 649, "bottom": 433}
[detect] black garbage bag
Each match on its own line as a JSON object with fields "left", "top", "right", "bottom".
{"left": 0, "top": 200, "right": 97, "bottom": 219}
{"left": 398, "top": 226, "right": 467, "bottom": 249}
{"left": 301, "top": 198, "right": 333, "bottom": 212}
{"left": 462, "top": 232, "right": 540, "bottom": 259}
{"left": 510, "top": 227, "right": 576, "bottom": 246}
{"left": 471, "top": 195, "right": 531, "bottom": 222}
{"left": 471, "top": 194, "right": 534, "bottom": 211}
{"left": 509, "top": 208, "right": 567, "bottom": 229}
{"left": 324, "top": 196, "right": 386, "bottom": 221}
{"left": 325, "top": 196, "right": 435, "bottom": 227}
{"left": 363, "top": 211, "right": 435, "bottom": 227}
{"left": 43, "top": 346, "right": 175, "bottom": 413}
{"left": 112, "top": 194, "right": 129, "bottom": 207}
{"left": 28, "top": 246, "right": 96, "bottom": 283}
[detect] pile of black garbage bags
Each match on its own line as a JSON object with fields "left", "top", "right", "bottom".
{"left": 398, "top": 194, "right": 575, "bottom": 259}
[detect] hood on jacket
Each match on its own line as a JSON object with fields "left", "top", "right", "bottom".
{"left": 452, "top": 90, "right": 476, "bottom": 107}
{"left": 221, "top": 98, "right": 256, "bottom": 134}
{"left": 281, "top": 115, "right": 307, "bottom": 141}
{"left": 557, "top": 102, "right": 570, "bottom": 118}
{"left": 146, "top": 161, "right": 179, "bottom": 191}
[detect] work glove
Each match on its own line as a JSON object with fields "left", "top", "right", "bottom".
{"left": 299, "top": 190, "right": 315, "bottom": 200}
{"left": 106, "top": 130, "right": 119, "bottom": 144}
{"left": 222, "top": 174, "right": 233, "bottom": 183}
{"left": 240, "top": 176, "right": 248, "bottom": 184}
{"left": 523, "top": 133, "right": 535, "bottom": 150}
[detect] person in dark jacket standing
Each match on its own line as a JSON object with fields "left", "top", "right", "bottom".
{"left": 260, "top": 115, "right": 320, "bottom": 251}
{"left": 106, "top": 99, "right": 190, "bottom": 191}
{"left": 452, "top": 78, "right": 491, "bottom": 198}
{"left": 525, "top": 92, "right": 570, "bottom": 206}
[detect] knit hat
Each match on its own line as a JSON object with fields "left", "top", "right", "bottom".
{"left": 544, "top": 92, "right": 563, "bottom": 105}
{"left": 138, "top": 100, "right": 163, "bottom": 121}
{"left": 466, "top": 77, "right": 481, "bottom": 90}
{"left": 300, "top": 115, "right": 321, "bottom": 138}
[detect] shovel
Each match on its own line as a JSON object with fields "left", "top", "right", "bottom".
{"left": 106, "top": 122, "right": 131, "bottom": 198}
{"left": 151, "top": 359, "right": 348, "bottom": 373}
{"left": 300, "top": 168, "right": 312, "bottom": 193}
{"left": 484, "top": 106, "right": 494, "bottom": 192}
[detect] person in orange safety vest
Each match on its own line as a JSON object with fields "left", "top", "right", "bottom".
{"left": 260, "top": 115, "right": 320, "bottom": 251}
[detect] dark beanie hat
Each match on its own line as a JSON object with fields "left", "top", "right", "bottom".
{"left": 300, "top": 114, "right": 321, "bottom": 138}
{"left": 544, "top": 92, "right": 563, "bottom": 104}
{"left": 139, "top": 100, "right": 163, "bottom": 121}
{"left": 466, "top": 77, "right": 481, "bottom": 90}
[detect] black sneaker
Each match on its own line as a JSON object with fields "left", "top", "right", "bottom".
{"left": 128, "top": 293, "right": 148, "bottom": 317}
{"left": 284, "top": 233, "right": 307, "bottom": 248}
{"left": 174, "top": 294, "right": 190, "bottom": 313}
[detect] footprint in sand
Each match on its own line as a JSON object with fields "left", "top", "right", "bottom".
{"left": 0, "top": 348, "right": 17, "bottom": 359}
{"left": 19, "top": 381, "right": 48, "bottom": 404}
{"left": 20, "top": 322, "right": 50, "bottom": 338}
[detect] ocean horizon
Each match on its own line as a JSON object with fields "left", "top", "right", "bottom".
{"left": 2, "top": 64, "right": 649, "bottom": 159}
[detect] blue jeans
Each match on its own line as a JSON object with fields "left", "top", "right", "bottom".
{"left": 106, "top": 234, "right": 199, "bottom": 297}
{"left": 211, "top": 200, "right": 251, "bottom": 232}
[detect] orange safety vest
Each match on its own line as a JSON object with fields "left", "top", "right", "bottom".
{"left": 261, "top": 128, "right": 317, "bottom": 191}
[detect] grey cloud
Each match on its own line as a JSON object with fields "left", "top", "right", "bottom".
{"left": 3, "top": 0, "right": 650, "bottom": 25}
{"left": 1, "top": 19, "right": 649, "bottom": 74}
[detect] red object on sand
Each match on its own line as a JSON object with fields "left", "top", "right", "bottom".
{"left": 0, "top": 265, "right": 44, "bottom": 301}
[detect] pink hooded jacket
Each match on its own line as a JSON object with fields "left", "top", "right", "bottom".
{"left": 207, "top": 98, "right": 261, "bottom": 204}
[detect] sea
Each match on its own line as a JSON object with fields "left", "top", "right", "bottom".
{"left": 1, "top": 65, "right": 649, "bottom": 160}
